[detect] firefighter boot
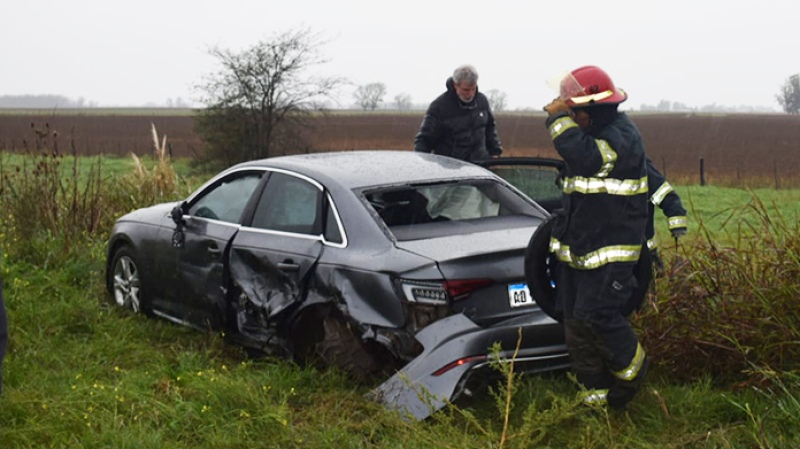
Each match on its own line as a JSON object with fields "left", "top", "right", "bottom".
{"left": 577, "top": 370, "right": 614, "bottom": 406}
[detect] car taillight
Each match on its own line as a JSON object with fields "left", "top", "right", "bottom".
{"left": 432, "top": 355, "right": 488, "bottom": 376}
{"left": 401, "top": 278, "right": 494, "bottom": 304}
{"left": 401, "top": 280, "right": 448, "bottom": 305}
{"left": 443, "top": 279, "right": 494, "bottom": 301}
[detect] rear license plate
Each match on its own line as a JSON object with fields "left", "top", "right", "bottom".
{"left": 508, "top": 283, "right": 534, "bottom": 307}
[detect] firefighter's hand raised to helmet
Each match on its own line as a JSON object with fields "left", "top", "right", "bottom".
{"left": 543, "top": 98, "right": 571, "bottom": 116}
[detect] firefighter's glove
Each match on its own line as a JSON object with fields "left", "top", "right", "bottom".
{"left": 670, "top": 227, "right": 687, "bottom": 239}
{"left": 543, "top": 98, "right": 571, "bottom": 116}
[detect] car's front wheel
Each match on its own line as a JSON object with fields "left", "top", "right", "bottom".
{"left": 109, "top": 247, "right": 145, "bottom": 314}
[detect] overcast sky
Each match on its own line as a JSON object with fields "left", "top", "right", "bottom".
{"left": 2, "top": 1, "right": 796, "bottom": 111}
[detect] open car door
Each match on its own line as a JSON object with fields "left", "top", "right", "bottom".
{"left": 478, "top": 157, "right": 565, "bottom": 213}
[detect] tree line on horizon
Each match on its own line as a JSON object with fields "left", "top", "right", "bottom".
{"left": 0, "top": 94, "right": 98, "bottom": 109}
{"left": 0, "top": 93, "right": 784, "bottom": 114}
{"left": 0, "top": 94, "right": 194, "bottom": 109}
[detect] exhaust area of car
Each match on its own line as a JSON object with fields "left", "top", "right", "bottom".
{"left": 370, "top": 312, "right": 569, "bottom": 420}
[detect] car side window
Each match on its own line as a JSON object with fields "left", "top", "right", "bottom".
{"left": 188, "top": 173, "right": 263, "bottom": 223}
{"left": 251, "top": 172, "right": 322, "bottom": 235}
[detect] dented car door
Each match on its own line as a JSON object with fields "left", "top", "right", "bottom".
{"left": 230, "top": 171, "right": 325, "bottom": 340}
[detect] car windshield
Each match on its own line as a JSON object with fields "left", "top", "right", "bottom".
{"left": 364, "top": 179, "right": 545, "bottom": 240}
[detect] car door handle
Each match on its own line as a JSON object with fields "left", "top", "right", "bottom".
{"left": 277, "top": 261, "right": 300, "bottom": 272}
{"left": 207, "top": 247, "right": 222, "bottom": 256}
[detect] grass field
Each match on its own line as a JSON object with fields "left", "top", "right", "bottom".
{"left": 1, "top": 151, "right": 799, "bottom": 448}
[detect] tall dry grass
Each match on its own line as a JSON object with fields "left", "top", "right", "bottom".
{"left": 124, "top": 123, "right": 182, "bottom": 207}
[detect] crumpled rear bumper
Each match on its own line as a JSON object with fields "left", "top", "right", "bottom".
{"left": 370, "top": 312, "right": 569, "bottom": 420}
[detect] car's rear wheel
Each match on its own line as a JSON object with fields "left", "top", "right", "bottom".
{"left": 109, "top": 247, "right": 145, "bottom": 314}
{"left": 314, "top": 314, "right": 388, "bottom": 382}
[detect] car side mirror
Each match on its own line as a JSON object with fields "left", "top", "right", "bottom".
{"left": 171, "top": 203, "right": 186, "bottom": 225}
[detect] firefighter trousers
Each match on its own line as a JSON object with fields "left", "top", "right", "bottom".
{"left": 556, "top": 261, "right": 647, "bottom": 407}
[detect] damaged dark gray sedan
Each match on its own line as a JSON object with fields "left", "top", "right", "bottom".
{"left": 106, "top": 150, "right": 569, "bottom": 419}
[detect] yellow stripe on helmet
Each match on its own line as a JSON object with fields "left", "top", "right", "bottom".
{"left": 569, "top": 89, "right": 615, "bottom": 105}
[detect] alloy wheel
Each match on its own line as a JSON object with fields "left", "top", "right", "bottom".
{"left": 113, "top": 254, "right": 141, "bottom": 313}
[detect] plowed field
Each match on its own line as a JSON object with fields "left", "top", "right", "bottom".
{"left": 2, "top": 111, "right": 799, "bottom": 187}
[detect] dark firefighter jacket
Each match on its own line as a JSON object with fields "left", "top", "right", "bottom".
{"left": 545, "top": 111, "right": 649, "bottom": 269}
{"left": 414, "top": 77, "right": 502, "bottom": 162}
{"left": 645, "top": 157, "right": 688, "bottom": 249}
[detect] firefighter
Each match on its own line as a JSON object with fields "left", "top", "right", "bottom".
{"left": 645, "top": 157, "right": 688, "bottom": 274}
{"left": 543, "top": 65, "right": 649, "bottom": 410}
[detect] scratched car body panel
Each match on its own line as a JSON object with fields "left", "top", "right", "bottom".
{"left": 105, "top": 150, "right": 569, "bottom": 420}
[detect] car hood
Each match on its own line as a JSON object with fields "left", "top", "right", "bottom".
{"left": 118, "top": 202, "right": 180, "bottom": 223}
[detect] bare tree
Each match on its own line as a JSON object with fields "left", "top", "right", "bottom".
{"left": 394, "top": 93, "right": 412, "bottom": 111}
{"left": 353, "top": 83, "right": 387, "bottom": 111}
{"left": 194, "top": 28, "right": 346, "bottom": 167}
{"left": 776, "top": 74, "right": 800, "bottom": 114}
{"left": 486, "top": 89, "right": 507, "bottom": 112}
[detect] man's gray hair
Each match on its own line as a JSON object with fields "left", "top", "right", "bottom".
{"left": 453, "top": 64, "right": 478, "bottom": 85}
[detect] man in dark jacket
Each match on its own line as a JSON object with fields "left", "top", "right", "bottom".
{"left": 414, "top": 64, "right": 503, "bottom": 162}
{"left": 543, "top": 65, "right": 649, "bottom": 410}
{"left": 646, "top": 158, "right": 688, "bottom": 272}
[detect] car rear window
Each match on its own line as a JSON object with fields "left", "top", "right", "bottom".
{"left": 364, "top": 180, "right": 546, "bottom": 240}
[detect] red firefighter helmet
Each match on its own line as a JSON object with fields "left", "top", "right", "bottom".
{"left": 559, "top": 65, "right": 627, "bottom": 107}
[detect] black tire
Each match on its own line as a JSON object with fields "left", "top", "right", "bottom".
{"left": 108, "top": 246, "right": 149, "bottom": 314}
{"left": 524, "top": 216, "right": 653, "bottom": 323}
{"left": 314, "top": 314, "right": 387, "bottom": 383}
{"left": 524, "top": 216, "right": 562, "bottom": 321}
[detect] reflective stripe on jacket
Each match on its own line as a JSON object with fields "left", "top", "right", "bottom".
{"left": 645, "top": 157, "right": 688, "bottom": 244}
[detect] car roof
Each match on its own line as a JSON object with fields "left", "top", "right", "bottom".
{"left": 231, "top": 150, "right": 496, "bottom": 189}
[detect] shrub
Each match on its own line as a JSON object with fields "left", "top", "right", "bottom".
{"left": 637, "top": 193, "right": 800, "bottom": 385}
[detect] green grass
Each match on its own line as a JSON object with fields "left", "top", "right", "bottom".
{"left": 1, "top": 265, "right": 794, "bottom": 448}
{"left": 653, "top": 185, "right": 800, "bottom": 246}
{"left": 0, "top": 152, "right": 198, "bottom": 185}
{"left": 1, "top": 152, "right": 799, "bottom": 448}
